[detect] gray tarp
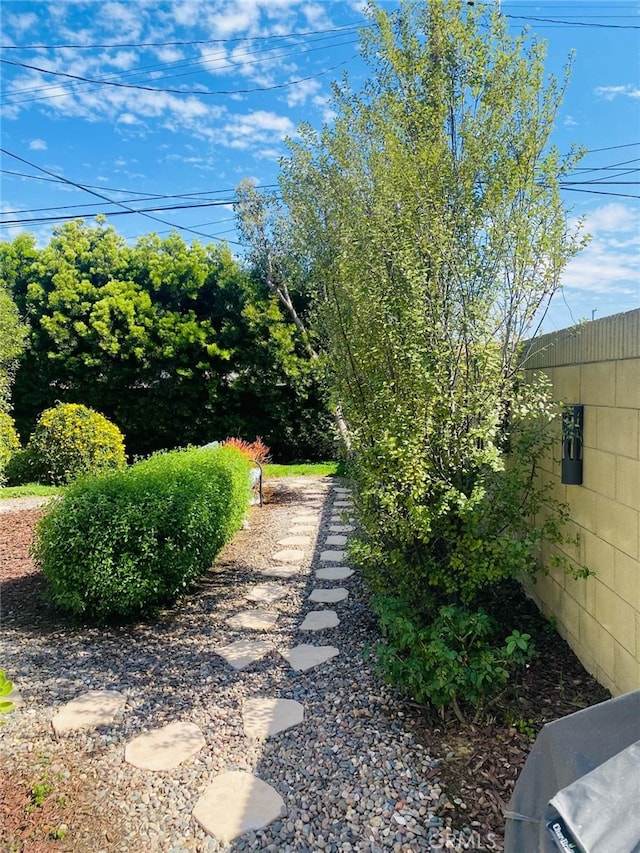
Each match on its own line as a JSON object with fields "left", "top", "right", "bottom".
{"left": 504, "top": 689, "right": 640, "bottom": 852}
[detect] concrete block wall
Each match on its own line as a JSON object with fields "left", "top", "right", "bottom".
{"left": 522, "top": 309, "right": 640, "bottom": 696}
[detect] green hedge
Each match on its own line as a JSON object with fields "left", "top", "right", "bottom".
{"left": 33, "top": 446, "right": 250, "bottom": 621}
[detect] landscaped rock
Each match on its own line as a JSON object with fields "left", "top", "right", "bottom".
{"left": 226, "top": 609, "right": 279, "bottom": 630}
{"left": 316, "top": 566, "right": 354, "bottom": 581}
{"left": 272, "top": 549, "right": 305, "bottom": 563}
{"left": 215, "top": 639, "right": 272, "bottom": 670}
{"left": 242, "top": 697, "right": 304, "bottom": 739}
{"left": 281, "top": 644, "right": 339, "bottom": 671}
{"left": 192, "top": 771, "right": 286, "bottom": 844}
{"left": 245, "top": 583, "right": 289, "bottom": 604}
{"left": 124, "top": 721, "right": 205, "bottom": 771}
{"left": 319, "top": 550, "right": 347, "bottom": 562}
{"left": 299, "top": 610, "right": 340, "bottom": 631}
{"left": 51, "top": 689, "right": 125, "bottom": 736}
{"left": 325, "top": 534, "right": 347, "bottom": 546}
{"left": 308, "top": 588, "right": 349, "bottom": 604}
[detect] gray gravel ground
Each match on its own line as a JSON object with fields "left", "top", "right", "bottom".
{"left": 1, "top": 477, "right": 475, "bottom": 852}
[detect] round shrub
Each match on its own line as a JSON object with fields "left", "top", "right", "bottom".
{"left": 33, "top": 446, "right": 250, "bottom": 621}
{"left": 0, "top": 412, "right": 20, "bottom": 485}
{"left": 29, "top": 402, "right": 126, "bottom": 485}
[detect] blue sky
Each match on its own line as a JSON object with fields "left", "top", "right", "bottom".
{"left": 1, "top": 0, "right": 638, "bottom": 333}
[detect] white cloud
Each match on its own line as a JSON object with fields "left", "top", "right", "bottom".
{"left": 594, "top": 84, "right": 640, "bottom": 100}
{"left": 285, "top": 77, "right": 321, "bottom": 107}
{"left": 563, "top": 115, "right": 578, "bottom": 128}
{"left": 28, "top": 139, "right": 48, "bottom": 150}
{"left": 216, "top": 109, "right": 295, "bottom": 149}
{"left": 561, "top": 203, "right": 640, "bottom": 299}
{"left": 6, "top": 12, "right": 37, "bottom": 34}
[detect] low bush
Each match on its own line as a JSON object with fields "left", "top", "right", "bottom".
{"left": 221, "top": 436, "right": 271, "bottom": 464}
{"left": 34, "top": 446, "right": 250, "bottom": 621}
{"left": 28, "top": 402, "right": 126, "bottom": 485}
{"left": 371, "top": 597, "right": 534, "bottom": 723}
{"left": 0, "top": 412, "right": 21, "bottom": 485}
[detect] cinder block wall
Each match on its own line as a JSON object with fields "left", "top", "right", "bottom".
{"left": 522, "top": 309, "right": 640, "bottom": 696}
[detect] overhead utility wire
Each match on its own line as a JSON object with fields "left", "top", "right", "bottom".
{"left": 505, "top": 14, "right": 640, "bottom": 29}
{"left": 0, "top": 24, "right": 363, "bottom": 50}
{"left": 0, "top": 148, "right": 242, "bottom": 244}
{"left": 3, "top": 32, "right": 360, "bottom": 102}
{"left": 0, "top": 168, "right": 278, "bottom": 199}
{"left": 1, "top": 54, "right": 355, "bottom": 100}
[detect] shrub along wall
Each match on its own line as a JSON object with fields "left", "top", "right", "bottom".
{"left": 34, "top": 446, "right": 250, "bottom": 622}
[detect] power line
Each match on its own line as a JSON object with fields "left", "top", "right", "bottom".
{"left": 0, "top": 148, "right": 243, "bottom": 244}
{"left": 0, "top": 24, "right": 363, "bottom": 51}
{"left": 1, "top": 54, "right": 355, "bottom": 101}
{"left": 505, "top": 14, "right": 640, "bottom": 30}
{"left": 2, "top": 32, "right": 359, "bottom": 104}
{"left": 0, "top": 168, "right": 278, "bottom": 199}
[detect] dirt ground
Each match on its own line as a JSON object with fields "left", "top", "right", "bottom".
{"left": 0, "top": 500, "right": 610, "bottom": 851}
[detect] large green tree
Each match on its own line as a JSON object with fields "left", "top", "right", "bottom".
{"left": 278, "top": 0, "right": 587, "bottom": 607}
{"left": 2, "top": 220, "right": 333, "bottom": 460}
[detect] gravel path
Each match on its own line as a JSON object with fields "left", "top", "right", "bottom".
{"left": 1, "top": 476, "right": 470, "bottom": 852}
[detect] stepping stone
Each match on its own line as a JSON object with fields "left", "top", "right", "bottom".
{"left": 243, "top": 698, "right": 304, "bottom": 739}
{"left": 325, "top": 534, "right": 347, "bottom": 546}
{"left": 334, "top": 500, "right": 353, "bottom": 508}
{"left": 292, "top": 514, "right": 318, "bottom": 524}
{"left": 277, "top": 535, "right": 311, "bottom": 547}
{"left": 316, "top": 566, "right": 354, "bottom": 581}
{"left": 320, "top": 550, "right": 347, "bottom": 562}
{"left": 260, "top": 564, "right": 308, "bottom": 579}
{"left": 281, "top": 644, "right": 339, "bottom": 672}
{"left": 51, "top": 689, "right": 125, "bottom": 736}
{"left": 193, "top": 771, "right": 285, "bottom": 844}
{"left": 288, "top": 525, "right": 315, "bottom": 535}
{"left": 308, "top": 587, "right": 349, "bottom": 603}
{"left": 125, "top": 721, "right": 205, "bottom": 771}
{"left": 226, "top": 609, "right": 279, "bottom": 630}
{"left": 215, "top": 639, "right": 272, "bottom": 670}
{"left": 329, "top": 525, "right": 354, "bottom": 533}
{"left": 246, "top": 583, "right": 289, "bottom": 604}
{"left": 331, "top": 515, "right": 354, "bottom": 524}
{"left": 272, "top": 549, "right": 305, "bottom": 563}
{"left": 333, "top": 488, "right": 350, "bottom": 495}
{"left": 299, "top": 610, "right": 340, "bottom": 631}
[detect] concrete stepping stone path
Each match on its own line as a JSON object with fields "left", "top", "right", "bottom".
{"left": 308, "top": 587, "right": 349, "bottom": 604}
{"left": 277, "top": 535, "right": 311, "bottom": 547}
{"left": 316, "top": 566, "right": 354, "bottom": 581}
{"left": 281, "top": 644, "right": 339, "bottom": 672}
{"left": 320, "top": 549, "right": 347, "bottom": 562}
{"left": 215, "top": 639, "right": 272, "bottom": 670}
{"left": 329, "top": 524, "right": 354, "bottom": 533}
{"left": 325, "top": 534, "right": 347, "bottom": 546}
{"left": 291, "top": 514, "right": 319, "bottom": 524}
{"left": 192, "top": 770, "right": 286, "bottom": 844}
{"left": 226, "top": 609, "right": 279, "bottom": 631}
{"left": 299, "top": 610, "right": 340, "bottom": 631}
{"left": 272, "top": 548, "right": 305, "bottom": 563}
{"left": 242, "top": 698, "right": 304, "bottom": 739}
{"left": 51, "top": 689, "right": 125, "bottom": 736}
{"left": 260, "top": 563, "right": 308, "bottom": 579}
{"left": 125, "top": 721, "right": 205, "bottom": 771}
{"left": 245, "top": 582, "right": 289, "bottom": 604}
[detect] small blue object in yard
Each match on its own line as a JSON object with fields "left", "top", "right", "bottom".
{"left": 249, "top": 460, "right": 263, "bottom": 506}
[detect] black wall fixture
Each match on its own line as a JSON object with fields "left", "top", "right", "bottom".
{"left": 562, "top": 405, "right": 584, "bottom": 485}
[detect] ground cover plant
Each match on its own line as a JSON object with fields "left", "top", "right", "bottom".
{"left": 33, "top": 445, "right": 250, "bottom": 621}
